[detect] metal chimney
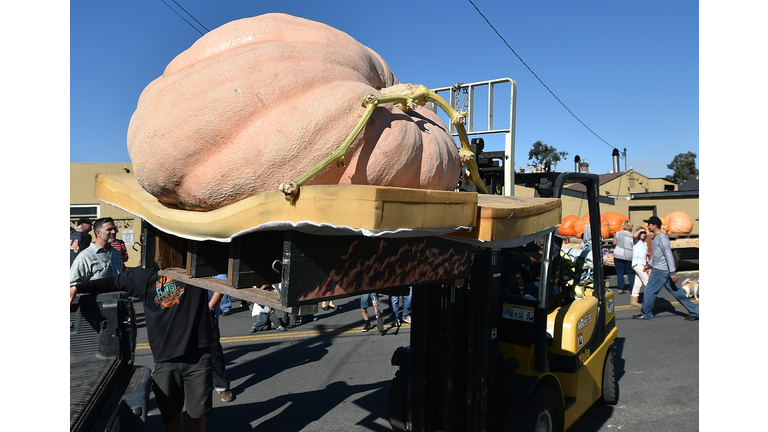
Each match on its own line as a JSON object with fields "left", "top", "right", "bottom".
{"left": 574, "top": 155, "right": 581, "bottom": 172}
{"left": 580, "top": 162, "right": 590, "bottom": 173}
{"left": 612, "top": 149, "right": 620, "bottom": 173}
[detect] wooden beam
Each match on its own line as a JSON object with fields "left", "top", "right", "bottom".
{"left": 158, "top": 267, "right": 287, "bottom": 312}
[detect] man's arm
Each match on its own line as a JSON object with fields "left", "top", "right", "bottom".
{"left": 659, "top": 235, "right": 677, "bottom": 280}
{"left": 209, "top": 291, "right": 223, "bottom": 310}
{"left": 70, "top": 274, "right": 120, "bottom": 304}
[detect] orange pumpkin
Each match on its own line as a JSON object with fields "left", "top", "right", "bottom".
{"left": 126, "top": 13, "right": 460, "bottom": 210}
{"left": 574, "top": 214, "right": 610, "bottom": 239}
{"left": 665, "top": 211, "right": 693, "bottom": 234}
{"left": 558, "top": 215, "right": 579, "bottom": 236}
{"left": 602, "top": 211, "right": 629, "bottom": 236}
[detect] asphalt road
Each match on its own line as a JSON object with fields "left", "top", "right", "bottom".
{"left": 132, "top": 270, "right": 699, "bottom": 431}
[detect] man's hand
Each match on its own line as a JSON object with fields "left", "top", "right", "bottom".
{"left": 70, "top": 286, "right": 77, "bottom": 304}
{"left": 670, "top": 274, "right": 678, "bottom": 283}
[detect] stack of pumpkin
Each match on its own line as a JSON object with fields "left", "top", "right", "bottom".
{"left": 558, "top": 211, "right": 693, "bottom": 238}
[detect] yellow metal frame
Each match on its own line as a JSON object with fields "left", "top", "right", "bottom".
{"left": 498, "top": 288, "right": 618, "bottom": 430}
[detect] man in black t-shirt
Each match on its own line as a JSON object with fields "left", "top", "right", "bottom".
{"left": 70, "top": 217, "right": 93, "bottom": 266}
{"left": 70, "top": 266, "right": 214, "bottom": 432}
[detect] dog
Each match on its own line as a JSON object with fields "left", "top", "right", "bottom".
{"left": 681, "top": 277, "right": 699, "bottom": 300}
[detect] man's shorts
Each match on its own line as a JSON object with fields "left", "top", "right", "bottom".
{"left": 360, "top": 293, "right": 379, "bottom": 309}
{"left": 151, "top": 348, "right": 213, "bottom": 422}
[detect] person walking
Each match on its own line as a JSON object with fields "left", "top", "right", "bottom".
{"left": 611, "top": 220, "right": 635, "bottom": 294}
{"left": 629, "top": 227, "right": 650, "bottom": 308}
{"left": 633, "top": 216, "right": 699, "bottom": 321}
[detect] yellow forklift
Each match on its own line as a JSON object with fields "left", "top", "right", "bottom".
{"left": 388, "top": 168, "right": 618, "bottom": 432}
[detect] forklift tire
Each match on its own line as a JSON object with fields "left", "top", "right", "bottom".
{"left": 503, "top": 384, "right": 563, "bottom": 432}
{"left": 602, "top": 349, "right": 618, "bottom": 405}
{"left": 388, "top": 365, "right": 410, "bottom": 432}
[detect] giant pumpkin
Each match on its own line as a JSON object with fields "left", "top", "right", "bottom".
{"left": 558, "top": 215, "right": 579, "bottom": 237}
{"left": 127, "top": 13, "right": 462, "bottom": 210}
{"left": 603, "top": 211, "right": 629, "bottom": 236}
{"left": 574, "top": 214, "right": 610, "bottom": 239}
{"left": 665, "top": 211, "right": 693, "bottom": 234}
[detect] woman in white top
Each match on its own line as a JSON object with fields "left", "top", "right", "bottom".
{"left": 630, "top": 227, "right": 650, "bottom": 308}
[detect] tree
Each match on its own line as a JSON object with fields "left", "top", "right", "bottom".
{"left": 528, "top": 141, "right": 568, "bottom": 170}
{"left": 665, "top": 151, "right": 698, "bottom": 183}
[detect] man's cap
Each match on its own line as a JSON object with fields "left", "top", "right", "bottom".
{"left": 77, "top": 217, "right": 92, "bottom": 225}
{"left": 643, "top": 216, "right": 662, "bottom": 226}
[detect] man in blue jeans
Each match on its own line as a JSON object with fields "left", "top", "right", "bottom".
{"left": 633, "top": 216, "right": 699, "bottom": 321}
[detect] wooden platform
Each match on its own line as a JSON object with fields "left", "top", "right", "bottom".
{"left": 94, "top": 173, "right": 562, "bottom": 306}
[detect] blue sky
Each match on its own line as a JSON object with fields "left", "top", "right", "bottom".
{"left": 69, "top": 0, "right": 699, "bottom": 179}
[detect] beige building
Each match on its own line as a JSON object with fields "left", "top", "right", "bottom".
{"left": 513, "top": 166, "right": 699, "bottom": 237}
{"left": 70, "top": 162, "right": 143, "bottom": 268}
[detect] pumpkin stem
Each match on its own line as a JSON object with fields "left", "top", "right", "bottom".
{"left": 279, "top": 83, "right": 488, "bottom": 202}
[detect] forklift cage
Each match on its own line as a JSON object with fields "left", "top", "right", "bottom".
{"left": 430, "top": 78, "right": 518, "bottom": 196}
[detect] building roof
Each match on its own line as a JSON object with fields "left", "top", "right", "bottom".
{"left": 565, "top": 171, "right": 625, "bottom": 193}
{"left": 678, "top": 179, "right": 699, "bottom": 191}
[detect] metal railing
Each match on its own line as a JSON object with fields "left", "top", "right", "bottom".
{"left": 430, "top": 78, "right": 517, "bottom": 195}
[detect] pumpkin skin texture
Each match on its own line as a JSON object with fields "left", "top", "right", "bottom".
{"left": 558, "top": 215, "right": 579, "bottom": 237}
{"left": 127, "top": 13, "right": 460, "bottom": 210}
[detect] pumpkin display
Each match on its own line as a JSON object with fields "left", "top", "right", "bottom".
{"left": 574, "top": 214, "right": 610, "bottom": 239}
{"left": 603, "top": 211, "right": 629, "bottom": 236}
{"left": 127, "top": 13, "right": 462, "bottom": 211}
{"left": 558, "top": 215, "right": 579, "bottom": 237}
{"left": 665, "top": 211, "right": 693, "bottom": 234}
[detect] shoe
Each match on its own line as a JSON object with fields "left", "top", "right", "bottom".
{"left": 392, "top": 318, "right": 401, "bottom": 327}
{"left": 218, "top": 390, "right": 234, "bottom": 402}
{"left": 250, "top": 325, "right": 258, "bottom": 333}
{"left": 684, "top": 316, "right": 699, "bottom": 321}
{"left": 402, "top": 316, "right": 411, "bottom": 324}
{"left": 321, "top": 304, "right": 330, "bottom": 311}
{"left": 276, "top": 325, "right": 287, "bottom": 331}
{"left": 361, "top": 323, "right": 372, "bottom": 332}
{"left": 630, "top": 297, "right": 642, "bottom": 308}
{"left": 328, "top": 303, "right": 337, "bottom": 310}
{"left": 632, "top": 314, "right": 652, "bottom": 320}
{"left": 618, "top": 290, "right": 627, "bottom": 294}
{"left": 221, "top": 311, "right": 230, "bottom": 316}
{"left": 240, "top": 300, "right": 248, "bottom": 308}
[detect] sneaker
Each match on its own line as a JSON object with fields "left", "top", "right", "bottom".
{"left": 632, "top": 314, "right": 652, "bottom": 320}
{"left": 218, "top": 390, "right": 234, "bottom": 402}
{"left": 221, "top": 311, "right": 230, "bottom": 317}
{"left": 361, "top": 323, "right": 372, "bottom": 332}
{"left": 276, "top": 325, "right": 287, "bottom": 331}
{"left": 250, "top": 325, "right": 258, "bottom": 333}
{"left": 684, "top": 316, "right": 699, "bottom": 321}
{"left": 402, "top": 316, "right": 411, "bottom": 324}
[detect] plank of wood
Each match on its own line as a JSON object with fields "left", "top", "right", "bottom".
{"left": 157, "top": 267, "right": 288, "bottom": 312}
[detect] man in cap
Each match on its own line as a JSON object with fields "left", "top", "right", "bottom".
{"left": 70, "top": 217, "right": 93, "bottom": 266}
{"left": 633, "top": 216, "right": 699, "bottom": 321}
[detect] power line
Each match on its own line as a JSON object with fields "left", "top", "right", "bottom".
{"left": 467, "top": 0, "right": 616, "bottom": 151}
{"left": 159, "top": 0, "right": 208, "bottom": 36}
{"left": 170, "top": 0, "right": 209, "bottom": 33}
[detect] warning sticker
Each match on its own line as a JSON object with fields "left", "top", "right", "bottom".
{"left": 502, "top": 304, "right": 535, "bottom": 323}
